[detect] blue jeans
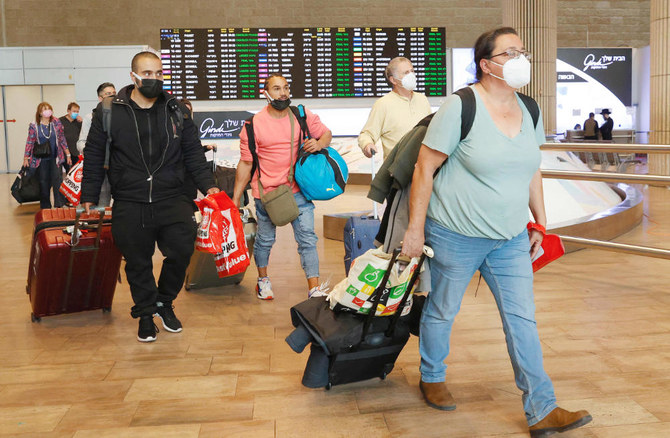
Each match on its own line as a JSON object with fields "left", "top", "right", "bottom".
{"left": 420, "top": 218, "right": 556, "bottom": 426}
{"left": 254, "top": 191, "right": 319, "bottom": 279}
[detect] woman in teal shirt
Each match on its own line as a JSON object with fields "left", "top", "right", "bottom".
{"left": 401, "top": 27, "right": 592, "bottom": 437}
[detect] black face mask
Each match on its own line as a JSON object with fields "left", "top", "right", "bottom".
{"left": 270, "top": 98, "right": 291, "bottom": 111}
{"left": 136, "top": 78, "right": 164, "bottom": 99}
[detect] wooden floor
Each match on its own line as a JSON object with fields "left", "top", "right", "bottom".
{"left": 2, "top": 173, "right": 670, "bottom": 437}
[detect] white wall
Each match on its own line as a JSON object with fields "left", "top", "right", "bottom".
{"left": 0, "top": 45, "right": 145, "bottom": 116}
{"left": 632, "top": 46, "right": 650, "bottom": 143}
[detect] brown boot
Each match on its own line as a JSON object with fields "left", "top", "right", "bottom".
{"left": 419, "top": 380, "right": 456, "bottom": 411}
{"left": 529, "top": 407, "right": 592, "bottom": 437}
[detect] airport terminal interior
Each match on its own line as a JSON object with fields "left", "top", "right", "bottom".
{"left": 2, "top": 1, "right": 670, "bottom": 437}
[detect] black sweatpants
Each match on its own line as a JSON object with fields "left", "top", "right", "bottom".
{"left": 112, "top": 196, "right": 196, "bottom": 318}
{"left": 37, "top": 158, "right": 65, "bottom": 208}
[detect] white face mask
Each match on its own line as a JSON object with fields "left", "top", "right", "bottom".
{"left": 489, "top": 56, "right": 531, "bottom": 89}
{"left": 399, "top": 72, "right": 417, "bottom": 91}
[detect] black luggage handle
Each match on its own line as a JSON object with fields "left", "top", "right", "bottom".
{"left": 360, "top": 248, "right": 401, "bottom": 344}
{"left": 385, "top": 251, "right": 428, "bottom": 338}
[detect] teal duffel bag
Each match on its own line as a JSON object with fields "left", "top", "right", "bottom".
{"left": 291, "top": 104, "right": 348, "bottom": 201}
{"left": 294, "top": 145, "right": 348, "bottom": 201}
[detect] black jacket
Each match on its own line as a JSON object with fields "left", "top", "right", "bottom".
{"left": 81, "top": 85, "right": 214, "bottom": 204}
{"left": 600, "top": 117, "right": 614, "bottom": 140}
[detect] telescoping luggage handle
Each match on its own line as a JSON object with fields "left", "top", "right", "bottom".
{"left": 61, "top": 206, "right": 107, "bottom": 312}
{"left": 359, "top": 245, "right": 433, "bottom": 343}
{"left": 370, "top": 150, "right": 378, "bottom": 220}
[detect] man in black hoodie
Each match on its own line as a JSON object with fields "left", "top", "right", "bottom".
{"left": 81, "top": 51, "right": 219, "bottom": 342}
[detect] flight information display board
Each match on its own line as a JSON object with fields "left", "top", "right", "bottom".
{"left": 160, "top": 27, "right": 446, "bottom": 99}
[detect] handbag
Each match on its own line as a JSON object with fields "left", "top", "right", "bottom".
{"left": 33, "top": 123, "right": 52, "bottom": 158}
{"left": 33, "top": 140, "right": 51, "bottom": 158}
{"left": 260, "top": 184, "right": 299, "bottom": 226}
{"left": 11, "top": 167, "right": 40, "bottom": 204}
{"left": 256, "top": 113, "right": 300, "bottom": 226}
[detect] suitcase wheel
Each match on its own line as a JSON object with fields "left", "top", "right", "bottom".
{"left": 325, "top": 382, "right": 332, "bottom": 391}
{"left": 102, "top": 307, "right": 112, "bottom": 313}
{"left": 380, "top": 372, "right": 387, "bottom": 380}
{"left": 30, "top": 312, "right": 41, "bottom": 323}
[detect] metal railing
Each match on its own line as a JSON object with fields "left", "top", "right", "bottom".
{"left": 541, "top": 142, "right": 670, "bottom": 154}
{"left": 540, "top": 142, "right": 670, "bottom": 258}
{"left": 541, "top": 170, "right": 670, "bottom": 186}
{"left": 559, "top": 236, "right": 670, "bottom": 260}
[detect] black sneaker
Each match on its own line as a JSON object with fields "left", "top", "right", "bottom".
{"left": 137, "top": 315, "right": 158, "bottom": 342}
{"left": 154, "top": 302, "right": 183, "bottom": 333}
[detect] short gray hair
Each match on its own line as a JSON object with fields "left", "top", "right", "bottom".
{"left": 385, "top": 57, "right": 412, "bottom": 82}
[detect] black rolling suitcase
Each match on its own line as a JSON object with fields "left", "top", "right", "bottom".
{"left": 289, "top": 247, "right": 427, "bottom": 389}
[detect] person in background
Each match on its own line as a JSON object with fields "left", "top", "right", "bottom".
{"left": 232, "top": 73, "right": 332, "bottom": 300}
{"left": 59, "top": 102, "right": 82, "bottom": 171}
{"left": 78, "top": 82, "right": 116, "bottom": 206}
{"left": 583, "top": 112, "right": 599, "bottom": 140}
{"left": 358, "top": 56, "right": 432, "bottom": 158}
{"left": 179, "top": 98, "right": 217, "bottom": 209}
{"left": 81, "top": 52, "right": 218, "bottom": 342}
{"left": 180, "top": 98, "right": 218, "bottom": 155}
{"left": 401, "top": 27, "right": 592, "bottom": 436}
{"left": 599, "top": 108, "right": 613, "bottom": 140}
{"left": 23, "top": 102, "right": 71, "bottom": 208}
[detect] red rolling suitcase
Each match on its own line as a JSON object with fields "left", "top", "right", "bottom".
{"left": 26, "top": 207, "right": 122, "bottom": 322}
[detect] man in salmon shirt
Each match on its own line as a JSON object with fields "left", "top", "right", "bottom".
{"left": 232, "top": 73, "right": 333, "bottom": 300}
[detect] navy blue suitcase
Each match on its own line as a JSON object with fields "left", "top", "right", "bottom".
{"left": 343, "top": 153, "right": 381, "bottom": 275}
{"left": 343, "top": 215, "right": 380, "bottom": 275}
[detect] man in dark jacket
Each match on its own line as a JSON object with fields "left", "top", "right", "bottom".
{"left": 600, "top": 108, "right": 614, "bottom": 140}
{"left": 81, "top": 51, "right": 219, "bottom": 342}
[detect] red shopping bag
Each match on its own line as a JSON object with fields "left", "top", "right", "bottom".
{"left": 527, "top": 222, "right": 565, "bottom": 272}
{"left": 195, "top": 192, "right": 250, "bottom": 277}
{"left": 532, "top": 234, "right": 565, "bottom": 272}
{"left": 195, "top": 196, "right": 225, "bottom": 254}
{"left": 59, "top": 155, "right": 84, "bottom": 206}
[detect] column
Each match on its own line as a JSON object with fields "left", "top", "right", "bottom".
{"left": 502, "top": 0, "right": 557, "bottom": 135}
{"left": 649, "top": 0, "right": 670, "bottom": 175}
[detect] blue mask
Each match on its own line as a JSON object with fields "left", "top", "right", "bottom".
{"left": 70, "top": 112, "right": 78, "bottom": 119}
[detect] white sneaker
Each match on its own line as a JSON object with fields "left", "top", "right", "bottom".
{"left": 308, "top": 279, "right": 330, "bottom": 298}
{"left": 256, "top": 277, "right": 274, "bottom": 300}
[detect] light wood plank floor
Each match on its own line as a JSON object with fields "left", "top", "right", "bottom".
{"left": 1, "top": 173, "right": 670, "bottom": 437}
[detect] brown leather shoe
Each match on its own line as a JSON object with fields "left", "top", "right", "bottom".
{"left": 419, "top": 380, "right": 456, "bottom": 411}
{"left": 529, "top": 407, "right": 592, "bottom": 437}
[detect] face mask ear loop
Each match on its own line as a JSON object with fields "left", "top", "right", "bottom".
{"left": 131, "top": 71, "right": 143, "bottom": 88}
{"left": 486, "top": 60, "right": 505, "bottom": 82}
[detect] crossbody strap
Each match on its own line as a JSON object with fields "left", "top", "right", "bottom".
{"left": 256, "top": 112, "right": 295, "bottom": 197}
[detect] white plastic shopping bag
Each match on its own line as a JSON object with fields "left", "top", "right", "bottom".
{"left": 328, "top": 247, "right": 423, "bottom": 316}
{"left": 59, "top": 156, "right": 84, "bottom": 206}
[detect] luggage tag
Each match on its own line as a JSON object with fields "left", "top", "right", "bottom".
{"left": 62, "top": 224, "right": 89, "bottom": 237}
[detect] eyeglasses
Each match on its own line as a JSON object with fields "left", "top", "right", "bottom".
{"left": 488, "top": 49, "right": 532, "bottom": 61}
